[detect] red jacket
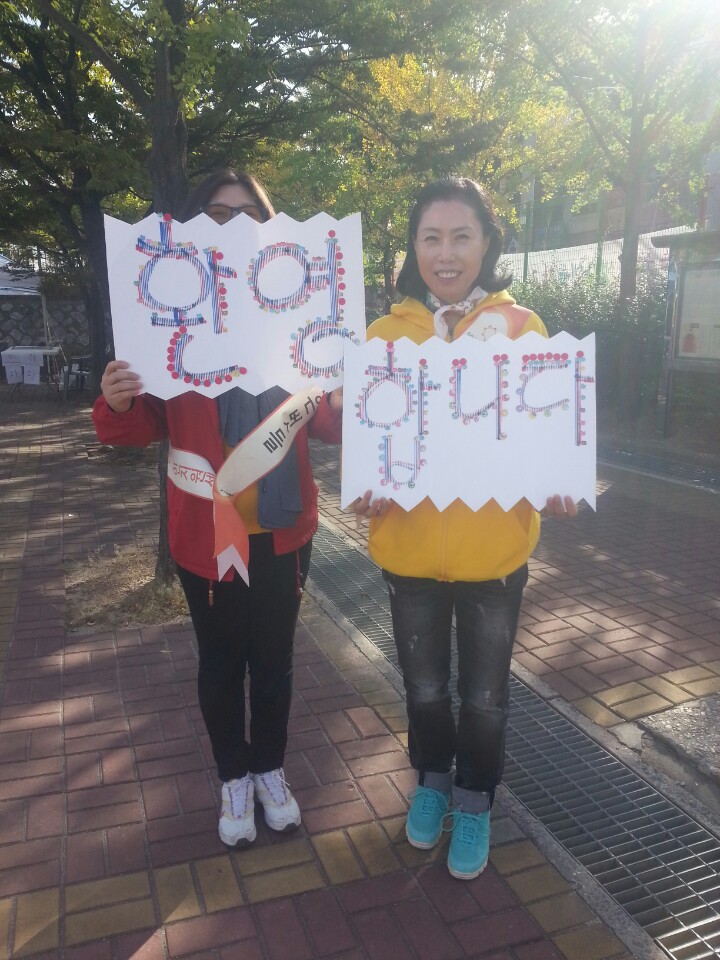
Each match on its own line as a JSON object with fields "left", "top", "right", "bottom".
{"left": 92, "top": 391, "right": 342, "bottom": 580}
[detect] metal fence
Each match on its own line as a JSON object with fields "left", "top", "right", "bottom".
{"left": 500, "top": 226, "right": 692, "bottom": 287}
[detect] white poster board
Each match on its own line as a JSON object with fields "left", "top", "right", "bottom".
{"left": 22, "top": 363, "right": 41, "bottom": 385}
{"left": 1, "top": 347, "right": 47, "bottom": 384}
{"left": 341, "top": 332, "right": 596, "bottom": 512}
{"left": 105, "top": 212, "right": 366, "bottom": 398}
{"left": 677, "top": 265, "right": 720, "bottom": 360}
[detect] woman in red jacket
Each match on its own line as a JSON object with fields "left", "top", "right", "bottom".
{"left": 94, "top": 169, "right": 342, "bottom": 848}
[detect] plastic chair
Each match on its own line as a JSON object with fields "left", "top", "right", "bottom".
{"left": 63, "top": 355, "right": 92, "bottom": 398}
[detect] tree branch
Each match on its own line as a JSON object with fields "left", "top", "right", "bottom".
{"left": 526, "top": 26, "right": 628, "bottom": 186}
{"left": 32, "top": 0, "right": 152, "bottom": 113}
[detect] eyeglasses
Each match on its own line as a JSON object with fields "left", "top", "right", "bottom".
{"left": 202, "top": 203, "right": 265, "bottom": 225}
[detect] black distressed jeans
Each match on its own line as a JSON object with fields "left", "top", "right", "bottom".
{"left": 383, "top": 564, "right": 528, "bottom": 805}
{"left": 179, "top": 534, "right": 312, "bottom": 782}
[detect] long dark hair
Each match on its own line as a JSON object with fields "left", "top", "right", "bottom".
{"left": 178, "top": 168, "right": 275, "bottom": 223}
{"left": 396, "top": 177, "right": 511, "bottom": 299}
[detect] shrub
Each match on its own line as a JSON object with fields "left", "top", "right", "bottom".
{"left": 511, "top": 272, "right": 667, "bottom": 421}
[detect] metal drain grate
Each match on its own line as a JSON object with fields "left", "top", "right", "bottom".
{"left": 507, "top": 683, "right": 720, "bottom": 960}
{"left": 310, "top": 530, "right": 396, "bottom": 655}
{"left": 310, "top": 521, "right": 720, "bottom": 960}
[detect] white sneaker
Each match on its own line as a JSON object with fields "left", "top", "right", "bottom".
{"left": 252, "top": 768, "right": 301, "bottom": 832}
{"left": 219, "top": 775, "right": 256, "bottom": 847}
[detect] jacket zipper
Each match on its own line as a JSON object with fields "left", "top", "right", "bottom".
{"left": 440, "top": 325, "right": 453, "bottom": 577}
{"left": 439, "top": 509, "right": 449, "bottom": 580}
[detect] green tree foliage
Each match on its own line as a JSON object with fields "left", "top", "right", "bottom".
{"left": 264, "top": 19, "right": 550, "bottom": 301}
{"left": 512, "top": 0, "right": 720, "bottom": 300}
{"left": 0, "top": 1, "right": 150, "bottom": 378}
{"left": 1, "top": 0, "right": 478, "bottom": 582}
{"left": 1, "top": 0, "right": 481, "bottom": 302}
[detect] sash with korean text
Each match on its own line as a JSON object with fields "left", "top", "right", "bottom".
{"left": 168, "top": 384, "right": 324, "bottom": 584}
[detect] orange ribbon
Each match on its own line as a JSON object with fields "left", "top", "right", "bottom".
{"left": 212, "top": 487, "right": 250, "bottom": 584}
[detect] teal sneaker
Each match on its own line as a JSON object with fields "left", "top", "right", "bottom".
{"left": 447, "top": 810, "right": 490, "bottom": 879}
{"left": 405, "top": 786, "right": 450, "bottom": 849}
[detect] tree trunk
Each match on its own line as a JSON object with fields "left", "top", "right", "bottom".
{"left": 613, "top": 23, "right": 649, "bottom": 419}
{"left": 618, "top": 128, "right": 646, "bottom": 305}
{"left": 382, "top": 224, "right": 395, "bottom": 311}
{"left": 78, "top": 195, "right": 112, "bottom": 394}
{"left": 148, "top": 4, "right": 189, "bottom": 214}
{"left": 154, "top": 440, "right": 177, "bottom": 586}
{"left": 148, "top": 1, "right": 190, "bottom": 585}
{"left": 618, "top": 12, "right": 649, "bottom": 305}
{"left": 617, "top": 173, "right": 647, "bottom": 415}
{"left": 618, "top": 175, "right": 643, "bottom": 304}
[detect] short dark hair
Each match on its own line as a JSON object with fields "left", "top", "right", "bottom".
{"left": 178, "top": 168, "right": 275, "bottom": 223}
{"left": 396, "top": 177, "right": 511, "bottom": 300}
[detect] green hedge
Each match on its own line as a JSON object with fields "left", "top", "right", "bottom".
{"left": 511, "top": 273, "right": 667, "bottom": 420}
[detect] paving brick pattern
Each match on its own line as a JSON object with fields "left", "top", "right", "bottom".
{"left": 0, "top": 397, "right": 701, "bottom": 958}
{"left": 312, "top": 442, "right": 720, "bottom": 728}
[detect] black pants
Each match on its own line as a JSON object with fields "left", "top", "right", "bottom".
{"left": 178, "top": 534, "right": 312, "bottom": 782}
{"left": 383, "top": 564, "right": 528, "bottom": 803}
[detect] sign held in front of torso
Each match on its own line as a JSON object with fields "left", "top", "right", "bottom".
{"left": 104, "top": 211, "right": 596, "bottom": 512}
{"left": 340, "top": 333, "right": 597, "bottom": 512}
{"left": 104, "top": 211, "right": 365, "bottom": 398}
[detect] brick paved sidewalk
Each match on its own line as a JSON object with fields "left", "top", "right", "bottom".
{"left": 0, "top": 399, "right": 642, "bottom": 959}
{"left": 312, "top": 443, "right": 720, "bottom": 732}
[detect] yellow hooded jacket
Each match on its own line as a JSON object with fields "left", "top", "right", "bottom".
{"left": 366, "top": 290, "right": 547, "bottom": 582}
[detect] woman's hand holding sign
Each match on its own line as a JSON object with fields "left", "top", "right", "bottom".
{"left": 101, "top": 360, "right": 143, "bottom": 413}
{"left": 541, "top": 495, "right": 578, "bottom": 519}
{"left": 351, "top": 489, "right": 391, "bottom": 528}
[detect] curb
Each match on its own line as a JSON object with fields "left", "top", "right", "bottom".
{"left": 510, "top": 660, "right": 720, "bottom": 840}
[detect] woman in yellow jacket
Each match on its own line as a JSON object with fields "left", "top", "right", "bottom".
{"left": 355, "top": 178, "right": 576, "bottom": 880}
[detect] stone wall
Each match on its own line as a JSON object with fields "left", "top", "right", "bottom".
{"left": 0, "top": 296, "right": 89, "bottom": 355}
{"left": 1, "top": 288, "right": 383, "bottom": 356}
{"left": 3, "top": 290, "right": 383, "bottom": 342}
